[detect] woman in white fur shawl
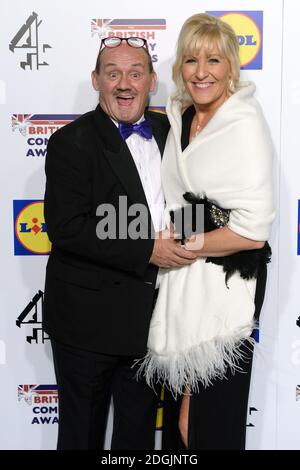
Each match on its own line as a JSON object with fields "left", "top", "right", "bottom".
{"left": 137, "top": 13, "right": 275, "bottom": 450}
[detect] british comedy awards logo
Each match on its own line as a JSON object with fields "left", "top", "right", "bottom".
{"left": 13, "top": 200, "right": 51, "bottom": 255}
{"left": 12, "top": 114, "right": 80, "bottom": 157}
{"left": 206, "top": 11, "right": 263, "bottom": 70}
{"left": 9, "top": 12, "right": 52, "bottom": 70}
{"left": 16, "top": 290, "right": 49, "bottom": 344}
{"left": 91, "top": 18, "right": 166, "bottom": 64}
{"left": 18, "top": 385, "right": 58, "bottom": 425}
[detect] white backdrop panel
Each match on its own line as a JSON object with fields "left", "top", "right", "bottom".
{"left": 0, "top": 0, "right": 291, "bottom": 450}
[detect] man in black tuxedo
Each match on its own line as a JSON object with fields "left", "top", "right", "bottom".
{"left": 43, "top": 37, "right": 197, "bottom": 450}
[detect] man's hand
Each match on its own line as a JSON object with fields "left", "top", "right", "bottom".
{"left": 149, "top": 227, "right": 198, "bottom": 268}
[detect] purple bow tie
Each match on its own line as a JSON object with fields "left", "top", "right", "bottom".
{"left": 118, "top": 119, "right": 152, "bottom": 140}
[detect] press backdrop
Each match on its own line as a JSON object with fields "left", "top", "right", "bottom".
{"left": 0, "top": 0, "right": 299, "bottom": 450}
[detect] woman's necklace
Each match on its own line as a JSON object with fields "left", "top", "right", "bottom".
{"left": 194, "top": 121, "right": 202, "bottom": 138}
{"left": 192, "top": 94, "right": 230, "bottom": 140}
{"left": 192, "top": 117, "right": 205, "bottom": 140}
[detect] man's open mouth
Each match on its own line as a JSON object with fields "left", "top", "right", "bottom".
{"left": 116, "top": 96, "right": 134, "bottom": 106}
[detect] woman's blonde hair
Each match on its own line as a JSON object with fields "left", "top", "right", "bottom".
{"left": 172, "top": 13, "right": 240, "bottom": 103}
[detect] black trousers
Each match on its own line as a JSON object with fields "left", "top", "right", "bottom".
{"left": 162, "top": 267, "right": 267, "bottom": 450}
{"left": 162, "top": 341, "right": 254, "bottom": 450}
{"left": 51, "top": 339, "right": 159, "bottom": 450}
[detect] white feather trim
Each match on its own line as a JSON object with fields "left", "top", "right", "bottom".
{"left": 135, "top": 324, "right": 256, "bottom": 398}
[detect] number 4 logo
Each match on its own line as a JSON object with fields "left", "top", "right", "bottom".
{"left": 9, "top": 11, "right": 52, "bottom": 70}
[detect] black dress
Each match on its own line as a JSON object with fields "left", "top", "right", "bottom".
{"left": 161, "top": 106, "right": 269, "bottom": 451}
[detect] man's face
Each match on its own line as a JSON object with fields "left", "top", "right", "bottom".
{"left": 92, "top": 43, "right": 157, "bottom": 123}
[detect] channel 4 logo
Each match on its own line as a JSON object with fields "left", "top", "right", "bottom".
{"left": 16, "top": 290, "right": 49, "bottom": 344}
{"left": 206, "top": 11, "right": 263, "bottom": 69}
{"left": 9, "top": 12, "right": 51, "bottom": 70}
{"left": 247, "top": 406, "right": 258, "bottom": 428}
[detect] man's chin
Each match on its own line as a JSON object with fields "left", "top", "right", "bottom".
{"left": 116, "top": 108, "right": 140, "bottom": 123}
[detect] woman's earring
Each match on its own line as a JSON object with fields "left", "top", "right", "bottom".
{"left": 228, "top": 79, "right": 235, "bottom": 93}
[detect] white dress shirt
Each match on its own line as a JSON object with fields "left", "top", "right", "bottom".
{"left": 113, "top": 116, "right": 166, "bottom": 286}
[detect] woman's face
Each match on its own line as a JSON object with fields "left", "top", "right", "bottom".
{"left": 181, "top": 41, "right": 231, "bottom": 109}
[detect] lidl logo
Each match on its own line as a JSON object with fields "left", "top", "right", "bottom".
{"left": 13, "top": 200, "right": 51, "bottom": 255}
{"left": 206, "top": 11, "right": 263, "bottom": 70}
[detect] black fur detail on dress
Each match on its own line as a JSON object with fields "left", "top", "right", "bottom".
{"left": 178, "top": 192, "right": 272, "bottom": 286}
{"left": 205, "top": 245, "right": 271, "bottom": 286}
{"left": 183, "top": 192, "right": 230, "bottom": 232}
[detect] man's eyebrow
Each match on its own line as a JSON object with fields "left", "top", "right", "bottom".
{"left": 131, "top": 62, "right": 145, "bottom": 68}
{"left": 103, "top": 62, "right": 117, "bottom": 68}
{"left": 103, "top": 62, "right": 145, "bottom": 68}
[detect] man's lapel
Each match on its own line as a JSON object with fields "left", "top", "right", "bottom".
{"left": 145, "top": 111, "right": 166, "bottom": 157}
{"left": 92, "top": 105, "right": 150, "bottom": 209}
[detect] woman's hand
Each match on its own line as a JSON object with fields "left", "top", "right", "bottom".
{"left": 184, "top": 233, "right": 204, "bottom": 251}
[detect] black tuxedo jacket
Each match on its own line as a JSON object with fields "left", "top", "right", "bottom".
{"left": 43, "top": 105, "right": 169, "bottom": 356}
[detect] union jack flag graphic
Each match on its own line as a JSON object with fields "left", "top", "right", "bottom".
{"left": 91, "top": 18, "right": 166, "bottom": 38}
{"left": 12, "top": 114, "right": 32, "bottom": 136}
{"left": 18, "top": 384, "right": 58, "bottom": 405}
{"left": 296, "top": 385, "right": 300, "bottom": 401}
{"left": 12, "top": 114, "right": 80, "bottom": 136}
